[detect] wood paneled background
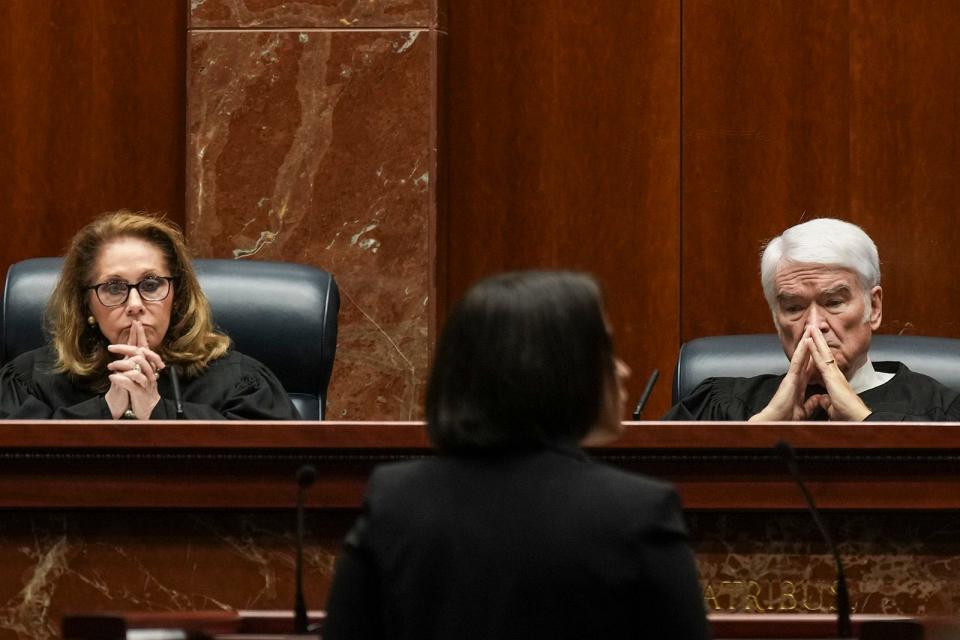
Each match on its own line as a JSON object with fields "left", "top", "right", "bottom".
{"left": 445, "top": 0, "right": 960, "bottom": 417}
{"left": 4, "top": 1, "right": 960, "bottom": 419}
{"left": 443, "top": 0, "right": 681, "bottom": 417}
{"left": 0, "top": 1, "right": 186, "bottom": 271}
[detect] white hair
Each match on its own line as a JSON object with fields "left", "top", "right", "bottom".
{"left": 760, "top": 218, "right": 880, "bottom": 324}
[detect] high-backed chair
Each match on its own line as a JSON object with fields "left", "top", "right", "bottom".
{"left": 672, "top": 333, "right": 960, "bottom": 404}
{"left": 1, "top": 258, "right": 339, "bottom": 420}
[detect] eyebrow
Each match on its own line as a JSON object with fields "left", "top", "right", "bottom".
{"left": 97, "top": 270, "right": 163, "bottom": 282}
{"left": 776, "top": 292, "right": 803, "bottom": 303}
{"left": 820, "top": 284, "right": 852, "bottom": 296}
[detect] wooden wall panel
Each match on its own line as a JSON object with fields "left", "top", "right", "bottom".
{"left": 847, "top": 1, "right": 960, "bottom": 337}
{"left": 0, "top": 0, "right": 186, "bottom": 281}
{"left": 683, "top": 0, "right": 960, "bottom": 342}
{"left": 444, "top": 1, "right": 681, "bottom": 417}
{"left": 682, "top": 0, "right": 852, "bottom": 340}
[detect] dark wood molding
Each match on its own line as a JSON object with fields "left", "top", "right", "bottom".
{"left": 2, "top": 421, "right": 960, "bottom": 510}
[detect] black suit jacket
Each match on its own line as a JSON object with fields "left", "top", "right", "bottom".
{"left": 323, "top": 443, "right": 709, "bottom": 640}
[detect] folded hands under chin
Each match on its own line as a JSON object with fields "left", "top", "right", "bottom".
{"left": 104, "top": 320, "right": 167, "bottom": 420}
{"left": 749, "top": 325, "right": 871, "bottom": 422}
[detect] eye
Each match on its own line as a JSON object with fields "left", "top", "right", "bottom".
{"left": 825, "top": 298, "right": 844, "bottom": 308}
{"left": 104, "top": 281, "right": 128, "bottom": 296}
{"left": 139, "top": 277, "right": 163, "bottom": 293}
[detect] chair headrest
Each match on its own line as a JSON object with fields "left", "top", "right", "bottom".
{"left": 672, "top": 333, "right": 960, "bottom": 403}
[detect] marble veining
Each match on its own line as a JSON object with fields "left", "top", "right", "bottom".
{"left": 8, "top": 510, "right": 960, "bottom": 637}
{"left": 189, "top": 0, "right": 436, "bottom": 29}
{"left": 187, "top": 29, "right": 434, "bottom": 419}
{"left": 0, "top": 512, "right": 350, "bottom": 640}
{"left": 692, "top": 512, "right": 960, "bottom": 615}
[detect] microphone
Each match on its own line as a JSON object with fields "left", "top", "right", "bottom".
{"left": 294, "top": 464, "right": 317, "bottom": 634}
{"left": 775, "top": 441, "right": 851, "bottom": 638}
{"left": 168, "top": 365, "right": 185, "bottom": 420}
{"left": 632, "top": 369, "right": 660, "bottom": 420}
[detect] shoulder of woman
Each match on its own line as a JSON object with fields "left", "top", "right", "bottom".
{"left": 196, "top": 349, "right": 278, "bottom": 391}
{"left": 4, "top": 345, "right": 57, "bottom": 375}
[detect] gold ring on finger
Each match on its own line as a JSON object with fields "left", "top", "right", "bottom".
{"left": 134, "top": 363, "right": 142, "bottom": 374}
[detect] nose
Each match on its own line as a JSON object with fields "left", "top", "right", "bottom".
{"left": 808, "top": 304, "right": 829, "bottom": 332}
{"left": 125, "top": 288, "right": 145, "bottom": 315}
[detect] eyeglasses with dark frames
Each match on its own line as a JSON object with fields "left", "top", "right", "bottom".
{"left": 87, "top": 276, "right": 176, "bottom": 308}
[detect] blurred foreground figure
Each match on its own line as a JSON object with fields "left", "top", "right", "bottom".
{"left": 325, "top": 271, "right": 709, "bottom": 640}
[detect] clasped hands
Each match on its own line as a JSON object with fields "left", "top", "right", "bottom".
{"left": 748, "top": 325, "right": 871, "bottom": 422}
{"left": 104, "top": 320, "right": 165, "bottom": 420}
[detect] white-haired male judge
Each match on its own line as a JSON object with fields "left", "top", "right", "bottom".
{"left": 665, "top": 218, "right": 960, "bottom": 421}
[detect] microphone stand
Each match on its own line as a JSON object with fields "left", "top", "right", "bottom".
{"left": 776, "top": 441, "right": 852, "bottom": 638}
{"left": 294, "top": 465, "right": 317, "bottom": 634}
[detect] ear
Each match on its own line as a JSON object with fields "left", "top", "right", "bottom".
{"left": 868, "top": 285, "right": 882, "bottom": 330}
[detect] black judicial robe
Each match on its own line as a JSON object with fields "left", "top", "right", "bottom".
{"left": 0, "top": 345, "right": 299, "bottom": 420}
{"left": 663, "top": 361, "right": 960, "bottom": 422}
{"left": 323, "top": 444, "right": 710, "bottom": 640}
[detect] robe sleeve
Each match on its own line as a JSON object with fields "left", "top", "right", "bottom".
{"left": 0, "top": 356, "right": 111, "bottom": 419}
{"left": 149, "top": 352, "right": 300, "bottom": 420}
{"left": 860, "top": 367, "right": 960, "bottom": 422}
{"left": 661, "top": 377, "right": 754, "bottom": 421}
{"left": 0, "top": 361, "right": 44, "bottom": 418}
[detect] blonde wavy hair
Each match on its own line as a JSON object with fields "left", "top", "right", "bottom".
{"left": 46, "top": 211, "right": 230, "bottom": 388}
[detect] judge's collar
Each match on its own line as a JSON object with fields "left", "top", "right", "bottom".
{"left": 846, "top": 356, "right": 895, "bottom": 393}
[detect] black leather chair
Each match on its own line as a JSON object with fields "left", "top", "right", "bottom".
{"left": 1, "top": 257, "right": 339, "bottom": 420}
{"left": 672, "top": 333, "right": 960, "bottom": 404}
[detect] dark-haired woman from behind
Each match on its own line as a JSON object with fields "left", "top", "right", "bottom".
{"left": 324, "top": 271, "right": 710, "bottom": 640}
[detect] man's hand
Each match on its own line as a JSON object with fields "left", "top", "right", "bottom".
{"left": 749, "top": 329, "right": 823, "bottom": 421}
{"left": 806, "top": 325, "right": 871, "bottom": 421}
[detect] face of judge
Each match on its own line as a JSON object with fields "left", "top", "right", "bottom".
{"left": 773, "top": 262, "right": 882, "bottom": 377}
{"left": 87, "top": 236, "right": 174, "bottom": 350}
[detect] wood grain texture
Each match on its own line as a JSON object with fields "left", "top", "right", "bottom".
{"left": 0, "top": 0, "right": 186, "bottom": 282}
{"left": 444, "top": 0, "right": 681, "bottom": 418}
{"left": 682, "top": 0, "right": 960, "bottom": 342}
{"left": 0, "top": 421, "right": 959, "bottom": 510}
{"left": 682, "top": 0, "right": 851, "bottom": 339}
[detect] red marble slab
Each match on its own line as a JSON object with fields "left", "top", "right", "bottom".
{"left": 0, "top": 512, "right": 351, "bottom": 640}
{"left": 189, "top": 0, "right": 438, "bottom": 29}
{"left": 186, "top": 28, "right": 437, "bottom": 420}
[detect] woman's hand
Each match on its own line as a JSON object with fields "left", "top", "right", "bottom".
{"left": 106, "top": 320, "right": 166, "bottom": 419}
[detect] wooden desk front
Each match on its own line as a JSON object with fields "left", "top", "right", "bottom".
{"left": 0, "top": 421, "right": 958, "bottom": 639}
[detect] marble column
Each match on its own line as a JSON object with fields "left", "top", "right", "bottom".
{"left": 187, "top": 0, "right": 441, "bottom": 419}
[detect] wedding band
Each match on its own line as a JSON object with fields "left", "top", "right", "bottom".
{"left": 133, "top": 363, "right": 141, "bottom": 374}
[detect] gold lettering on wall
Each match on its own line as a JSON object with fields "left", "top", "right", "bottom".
{"left": 701, "top": 579, "right": 851, "bottom": 614}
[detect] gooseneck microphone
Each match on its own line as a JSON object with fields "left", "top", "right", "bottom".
{"left": 775, "top": 441, "right": 852, "bottom": 638}
{"left": 632, "top": 369, "right": 660, "bottom": 420}
{"left": 294, "top": 464, "right": 317, "bottom": 634}
{"left": 168, "top": 365, "right": 185, "bottom": 420}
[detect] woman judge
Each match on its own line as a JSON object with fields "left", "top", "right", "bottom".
{"left": 0, "top": 211, "right": 298, "bottom": 420}
{"left": 323, "top": 271, "right": 709, "bottom": 640}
